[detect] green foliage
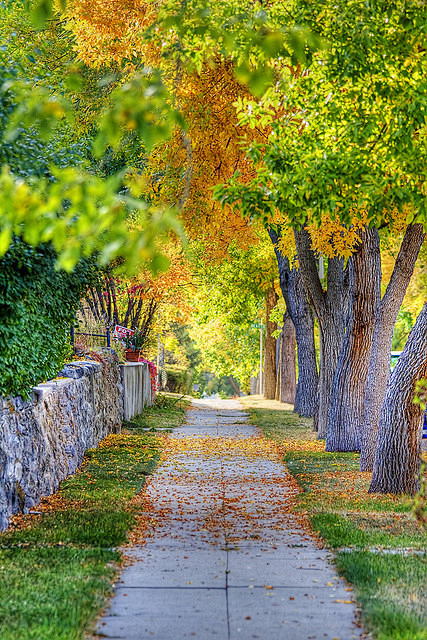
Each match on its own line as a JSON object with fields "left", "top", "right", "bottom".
{"left": 0, "top": 17, "right": 182, "bottom": 272}
{"left": 93, "top": 69, "right": 184, "bottom": 157}
{"left": 0, "top": 67, "right": 88, "bottom": 179}
{"left": 192, "top": 371, "right": 237, "bottom": 399}
{"left": 166, "top": 365, "right": 194, "bottom": 395}
{"left": 123, "top": 328, "right": 150, "bottom": 351}
{"left": 218, "top": 0, "right": 426, "bottom": 229}
{"left": 392, "top": 309, "right": 415, "bottom": 350}
{"left": 189, "top": 238, "right": 276, "bottom": 389}
{"left": 0, "top": 238, "right": 98, "bottom": 398}
{"left": 147, "top": 0, "right": 323, "bottom": 92}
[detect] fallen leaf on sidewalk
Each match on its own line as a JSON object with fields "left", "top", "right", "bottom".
{"left": 334, "top": 599, "right": 353, "bottom": 604}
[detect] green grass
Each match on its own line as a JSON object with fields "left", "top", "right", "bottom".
{"left": 336, "top": 552, "right": 427, "bottom": 640}
{"left": 123, "top": 392, "right": 188, "bottom": 433}
{"left": 247, "top": 406, "right": 315, "bottom": 442}
{"left": 0, "top": 547, "right": 118, "bottom": 640}
{"left": 245, "top": 401, "right": 427, "bottom": 640}
{"left": 1, "top": 433, "right": 160, "bottom": 548}
{"left": 0, "top": 395, "right": 187, "bottom": 639}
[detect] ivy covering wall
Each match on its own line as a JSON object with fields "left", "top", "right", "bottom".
{"left": 0, "top": 63, "right": 98, "bottom": 398}
{"left": 0, "top": 238, "right": 98, "bottom": 398}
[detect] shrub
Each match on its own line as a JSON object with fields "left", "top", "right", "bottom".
{"left": 0, "top": 238, "right": 99, "bottom": 398}
{"left": 165, "top": 366, "right": 193, "bottom": 394}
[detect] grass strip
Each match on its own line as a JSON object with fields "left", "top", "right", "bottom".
{"left": 243, "top": 399, "right": 427, "bottom": 640}
{"left": 0, "top": 547, "right": 118, "bottom": 640}
{"left": 336, "top": 551, "right": 427, "bottom": 640}
{"left": 0, "top": 394, "right": 187, "bottom": 639}
{"left": 122, "top": 392, "right": 188, "bottom": 434}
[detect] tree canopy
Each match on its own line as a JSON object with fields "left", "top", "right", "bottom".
{"left": 0, "top": 0, "right": 426, "bottom": 496}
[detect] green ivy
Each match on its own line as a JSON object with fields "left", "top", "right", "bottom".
{"left": 0, "top": 59, "right": 100, "bottom": 399}
{"left": 0, "top": 238, "right": 98, "bottom": 399}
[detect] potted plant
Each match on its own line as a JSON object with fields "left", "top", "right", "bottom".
{"left": 123, "top": 329, "right": 148, "bottom": 362}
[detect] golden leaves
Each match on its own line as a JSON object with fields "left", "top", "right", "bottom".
{"left": 161, "top": 434, "right": 286, "bottom": 463}
{"left": 305, "top": 210, "right": 369, "bottom": 260}
{"left": 65, "top": 0, "right": 153, "bottom": 68}
{"left": 274, "top": 225, "right": 297, "bottom": 263}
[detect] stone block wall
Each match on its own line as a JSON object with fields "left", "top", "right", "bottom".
{"left": 0, "top": 350, "right": 123, "bottom": 531}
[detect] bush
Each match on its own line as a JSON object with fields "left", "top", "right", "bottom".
{"left": 0, "top": 238, "right": 99, "bottom": 398}
{"left": 165, "top": 366, "right": 193, "bottom": 394}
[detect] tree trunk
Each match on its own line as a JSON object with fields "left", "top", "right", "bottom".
{"left": 326, "top": 227, "right": 381, "bottom": 451}
{"left": 275, "top": 331, "right": 281, "bottom": 401}
{"left": 360, "top": 223, "right": 426, "bottom": 471}
{"left": 279, "top": 311, "right": 297, "bottom": 404}
{"left": 369, "top": 302, "right": 427, "bottom": 495}
{"left": 264, "top": 286, "right": 278, "bottom": 399}
{"left": 294, "top": 226, "right": 348, "bottom": 438}
{"left": 290, "top": 269, "right": 319, "bottom": 417}
{"left": 250, "top": 376, "right": 258, "bottom": 395}
{"left": 268, "top": 227, "right": 318, "bottom": 416}
{"left": 228, "top": 376, "right": 242, "bottom": 397}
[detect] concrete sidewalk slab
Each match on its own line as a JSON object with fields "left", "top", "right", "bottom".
{"left": 116, "top": 549, "right": 227, "bottom": 588}
{"left": 96, "top": 398, "right": 363, "bottom": 640}
{"left": 226, "top": 548, "right": 346, "bottom": 587}
{"left": 99, "top": 588, "right": 228, "bottom": 640}
{"left": 228, "top": 586, "right": 360, "bottom": 640}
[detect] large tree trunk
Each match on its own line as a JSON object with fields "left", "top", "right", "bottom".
{"left": 275, "top": 311, "right": 297, "bottom": 403}
{"left": 264, "top": 286, "right": 278, "bottom": 399}
{"left": 294, "top": 226, "right": 348, "bottom": 438}
{"left": 369, "top": 303, "right": 427, "bottom": 495}
{"left": 326, "top": 227, "right": 381, "bottom": 451}
{"left": 275, "top": 330, "right": 281, "bottom": 401}
{"left": 269, "top": 228, "right": 318, "bottom": 416}
{"left": 360, "top": 223, "right": 426, "bottom": 471}
{"left": 289, "top": 269, "right": 319, "bottom": 417}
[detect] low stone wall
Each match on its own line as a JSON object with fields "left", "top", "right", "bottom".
{"left": 121, "top": 362, "right": 153, "bottom": 420}
{"left": 0, "top": 350, "right": 123, "bottom": 531}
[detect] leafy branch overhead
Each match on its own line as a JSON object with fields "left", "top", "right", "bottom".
{"left": 0, "top": 0, "right": 328, "bottom": 268}
{"left": 217, "top": 0, "right": 426, "bottom": 229}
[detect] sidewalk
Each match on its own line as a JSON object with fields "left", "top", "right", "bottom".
{"left": 96, "top": 399, "right": 364, "bottom": 640}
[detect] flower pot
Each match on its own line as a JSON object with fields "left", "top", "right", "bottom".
{"left": 125, "top": 349, "right": 141, "bottom": 362}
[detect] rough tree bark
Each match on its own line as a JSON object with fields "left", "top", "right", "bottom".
{"left": 326, "top": 227, "right": 381, "bottom": 451}
{"left": 360, "top": 223, "right": 426, "bottom": 471}
{"left": 275, "top": 311, "right": 297, "bottom": 403}
{"left": 294, "top": 226, "right": 349, "bottom": 438}
{"left": 275, "top": 330, "right": 281, "bottom": 401}
{"left": 269, "top": 227, "right": 318, "bottom": 417}
{"left": 264, "top": 285, "right": 278, "bottom": 399}
{"left": 369, "top": 302, "right": 427, "bottom": 495}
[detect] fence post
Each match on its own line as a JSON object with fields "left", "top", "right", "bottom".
{"left": 70, "top": 325, "right": 75, "bottom": 345}
{"left": 107, "top": 328, "right": 111, "bottom": 347}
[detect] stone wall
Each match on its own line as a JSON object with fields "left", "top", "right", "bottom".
{"left": 0, "top": 350, "right": 123, "bottom": 531}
